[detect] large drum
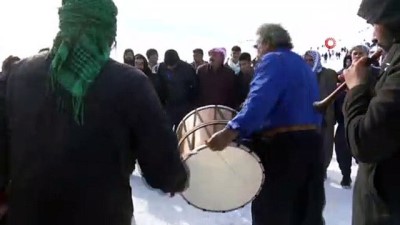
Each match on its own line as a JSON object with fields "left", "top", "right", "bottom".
{"left": 176, "top": 105, "right": 237, "bottom": 155}
{"left": 177, "top": 118, "right": 265, "bottom": 212}
{"left": 181, "top": 142, "right": 265, "bottom": 212}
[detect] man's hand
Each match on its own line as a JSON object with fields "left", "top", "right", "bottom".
{"left": 168, "top": 179, "right": 189, "bottom": 198}
{"left": 337, "top": 74, "right": 348, "bottom": 92}
{"left": 338, "top": 74, "right": 345, "bottom": 82}
{"left": 205, "top": 128, "right": 239, "bottom": 151}
{"left": 166, "top": 165, "right": 190, "bottom": 198}
{"left": 168, "top": 178, "right": 189, "bottom": 197}
{"left": 343, "top": 57, "right": 369, "bottom": 90}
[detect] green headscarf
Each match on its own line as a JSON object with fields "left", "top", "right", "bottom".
{"left": 50, "top": 0, "right": 118, "bottom": 125}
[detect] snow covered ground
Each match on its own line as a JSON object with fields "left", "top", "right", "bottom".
{"left": 130, "top": 153, "right": 358, "bottom": 225}
{"left": 130, "top": 57, "right": 354, "bottom": 225}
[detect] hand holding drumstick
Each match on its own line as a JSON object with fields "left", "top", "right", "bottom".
{"left": 205, "top": 128, "right": 239, "bottom": 151}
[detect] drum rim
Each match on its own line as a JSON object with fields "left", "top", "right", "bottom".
{"left": 180, "top": 143, "right": 266, "bottom": 213}
{"left": 175, "top": 105, "right": 237, "bottom": 135}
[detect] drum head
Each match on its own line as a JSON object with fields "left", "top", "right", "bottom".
{"left": 181, "top": 144, "right": 264, "bottom": 212}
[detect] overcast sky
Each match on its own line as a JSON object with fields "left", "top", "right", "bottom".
{"left": 0, "top": 0, "right": 373, "bottom": 62}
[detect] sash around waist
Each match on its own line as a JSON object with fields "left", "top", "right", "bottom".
{"left": 262, "top": 125, "right": 318, "bottom": 138}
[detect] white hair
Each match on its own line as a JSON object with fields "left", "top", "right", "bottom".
{"left": 256, "top": 23, "right": 293, "bottom": 49}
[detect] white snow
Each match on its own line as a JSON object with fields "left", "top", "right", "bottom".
{"left": 130, "top": 154, "right": 358, "bottom": 225}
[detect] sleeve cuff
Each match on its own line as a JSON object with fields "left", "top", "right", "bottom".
{"left": 227, "top": 120, "right": 250, "bottom": 138}
{"left": 347, "top": 84, "right": 370, "bottom": 100}
{"left": 226, "top": 120, "right": 240, "bottom": 130}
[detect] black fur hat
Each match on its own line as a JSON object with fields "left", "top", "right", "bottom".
{"left": 358, "top": 0, "right": 400, "bottom": 25}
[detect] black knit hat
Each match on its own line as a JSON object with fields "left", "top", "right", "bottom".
{"left": 358, "top": 0, "right": 400, "bottom": 25}
{"left": 164, "top": 49, "right": 180, "bottom": 66}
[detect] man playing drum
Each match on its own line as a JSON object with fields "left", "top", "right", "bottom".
{"left": 206, "top": 23, "right": 325, "bottom": 225}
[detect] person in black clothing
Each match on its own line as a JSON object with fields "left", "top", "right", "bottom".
{"left": 191, "top": 48, "right": 207, "bottom": 70}
{"left": 134, "top": 54, "right": 167, "bottom": 105}
{"left": 157, "top": 49, "right": 197, "bottom": 129}
{"left": 335, "top": 45, "right": 379, "bottom": 188}
{"left": 334, "top": 91, "right": 353, "bottom": 188}
{"left": 123, "top": 48, "right": 135, "bottom": 66}
{"left": 337, "top": 52, "right": 352, "bottom": 183}
{"left": 236, "top": 52, "right": 254, "bottom": 109}
{"left": 335, "top": 46, "right": 361, "bottom": 188}
{"left": 133, "top": 54, "right": 152, "bottom": 76}
{"left": 343, "top": 0, "right": 400, "bottom": 223}
{"left": 146, "top": 48, "right": 159, "bottom": 73}
{"left": 0, "top": 1, "right": 188, "bottom": 225}
{"left": 342, "top": 55, "right": 352, "bottom": 72}
{"left": 0, "top": 56, "right": 21, "bottom": 223}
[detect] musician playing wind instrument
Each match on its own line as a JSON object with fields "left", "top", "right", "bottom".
{"left": 206, "top": 23, "right": 325, "bottom": 225}
{"left": 343, "top": 0, "right": 400, "bottom": 223}
{"left": 0, "top": 0, "right": 188, "bottom": 224}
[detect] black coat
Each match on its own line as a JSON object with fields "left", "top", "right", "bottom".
{"left": 344, "top": 44, "right": 400, "bottom": 224}
{"left": 0, "top": 54, "right": 188, "bottom": 225}
{"left": 157, "top": 60, "right": 197, "bottom": 127}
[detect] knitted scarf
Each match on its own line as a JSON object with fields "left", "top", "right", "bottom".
{"left": 50, "top": 0, "right": 118, "bottom": 124}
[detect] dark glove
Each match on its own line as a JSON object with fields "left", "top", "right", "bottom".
{"left": 163, "top": 165, "right": 189, "bottom": 195}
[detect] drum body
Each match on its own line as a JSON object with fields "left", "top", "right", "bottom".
{"left": 176, "top": 105, "right": 237, "bottom": 140}
{"left": 176, "top": 105, "right": 237, "bottom": 155}
{"left": 181, "top": 144, "right": 265, "bottom": 212}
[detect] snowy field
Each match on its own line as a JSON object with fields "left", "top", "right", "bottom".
{"left": 130, "top": 154, "right": 358, "bottom": 225}
{"left": 130, "top": 57, "right": 354, "bottom": 225}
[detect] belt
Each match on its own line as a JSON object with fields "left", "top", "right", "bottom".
{"left": 262, "top": 125, "right": 317, "bottom": 137}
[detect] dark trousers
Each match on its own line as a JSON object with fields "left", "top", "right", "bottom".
{"left": 250, "top": 130, "right": 325, "bottom": 225}
{"left": 334, "top": 123, "right": 352, "bottom": 177}
{"left": 321, "top": 123, "right": 335, "bottom": 171}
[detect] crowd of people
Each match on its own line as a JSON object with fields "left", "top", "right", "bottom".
{"left": 118, "top": 38, "right": 380, "bottom": 191}
{"left": 120, "top": 46, "right": 255, "bottom": 128}
{"left": 0, "top": 0, "right": 400, "bottom": 225}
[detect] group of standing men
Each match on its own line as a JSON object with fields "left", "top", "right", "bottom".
{"left": 123, "top": 45, "right": 255, "bottom": 129}
{"left": 1, "top": 0, "right": 400, "bottom": 225}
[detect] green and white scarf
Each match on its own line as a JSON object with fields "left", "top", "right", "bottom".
{"left": 50, "top": 0, "right": 118, "bottom": 125}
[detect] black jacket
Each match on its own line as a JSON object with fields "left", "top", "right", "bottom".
{"left": 157, "top": 60, "right": 197, "bottom": 126}
{"left": 0, "top": 54, "right": 188, "bottom": 225}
